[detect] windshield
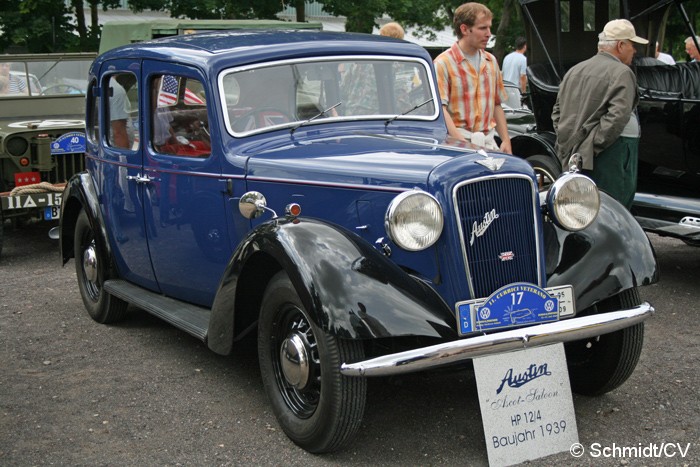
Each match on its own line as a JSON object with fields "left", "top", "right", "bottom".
{"left": 219, "top": 56, "right": 438, "bottom": 136}
{"left": 0, "top": 58, "right": 93, "bottom": 98}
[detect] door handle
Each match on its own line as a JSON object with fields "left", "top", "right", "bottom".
{"left": 126, "top": 174, "right": 153, "bottom": 184}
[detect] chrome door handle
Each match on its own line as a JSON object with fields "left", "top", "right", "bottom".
{"left": 126, "top": 174, "right": 153, "bottom": 184}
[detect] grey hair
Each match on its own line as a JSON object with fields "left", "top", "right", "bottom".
{"left": 686, "top": 36, "right": 700, "bottom": 45}
{"left": 598, "top": 38, "right": 618, "bottom": 51}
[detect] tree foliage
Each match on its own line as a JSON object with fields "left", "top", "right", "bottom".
{"left": 1, "top": 0, "right": 696, "bottom": 59}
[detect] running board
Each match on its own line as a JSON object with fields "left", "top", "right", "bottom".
{"left": 104, "top": 279, "right": 210, "bottom": 341}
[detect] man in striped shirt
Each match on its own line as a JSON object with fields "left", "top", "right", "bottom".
{"left": 0, "top": 62, "right": 28, "bottom": 95}
{"left": 434, "top": 3, "right": 511, "bottom": 154}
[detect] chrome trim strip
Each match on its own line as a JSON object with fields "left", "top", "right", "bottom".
{"left": 452, "top": 174, "right": 542, "bottom": 297}
{"left": 340, "top": 303, "right": 653, "bottom": 377}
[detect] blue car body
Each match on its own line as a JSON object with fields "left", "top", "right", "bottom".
{"left": 60, "top": 30, "right": 657, "bottom": 453}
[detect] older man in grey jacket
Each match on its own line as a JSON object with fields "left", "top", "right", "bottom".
{"left": 552, "top": 19, "right": 647, "bottom": 209}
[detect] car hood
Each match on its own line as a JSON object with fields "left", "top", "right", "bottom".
{"left": 242, "top": 131, "right": 527, "bottom": 191}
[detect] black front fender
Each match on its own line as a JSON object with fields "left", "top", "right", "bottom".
{"left": 207, "top": 218, "right": 454, "bottom": 355}
{"left": 59, "top": 172, "right": 106, "bottom": 266}
{"left": 545, "top": 192, "right": 659, "bottom": 311}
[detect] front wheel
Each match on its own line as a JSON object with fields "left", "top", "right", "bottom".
{"left": 565, "top": 288, "right": 644, "bottom": 396}
{"left": 258, "top": 271, "right": 366, "bottom": 453}
{"left": 74, "top": 210, "right": 128, "bottom": 323}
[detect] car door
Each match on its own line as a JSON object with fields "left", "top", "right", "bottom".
{"left": 99, "top": 60, "right": 159, "bottom": 291}
{"left": 140, "top": 60, "right": 230, "bottom": 307}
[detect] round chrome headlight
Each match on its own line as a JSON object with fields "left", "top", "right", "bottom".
{"left": 546, "top": 173, "right": 600, "bottom": 231}
{"left": 385, "top": 190, "right": 443, "bottom": 251}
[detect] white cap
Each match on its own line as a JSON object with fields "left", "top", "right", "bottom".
{"left": 601, "top": 19, "right": 648, "bottom": 44}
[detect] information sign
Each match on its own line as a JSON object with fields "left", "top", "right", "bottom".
{"left": 474, "top": 343, "right": 579, "bottom": 466}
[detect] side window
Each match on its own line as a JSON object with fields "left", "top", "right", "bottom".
{"left": 106, "top": 73, "right": 139, "bottom": 150}
{"left": 86, "top": 78, "right": 99, "bottom": 143}
{"left": 151, "top": 74, "right": 210, "bottom": 158}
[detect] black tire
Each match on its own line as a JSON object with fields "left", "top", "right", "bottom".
{"left": 258, "top": 271, "right": 366, "bottom": 453}
{"left": 74, "top": 210, "right": 128, "bottom": 324}
{"left": 526, "top": 154, "right": 561, "bottom": 191}
{"left": 565, "top": 288, "right": 644, "bottom": 396}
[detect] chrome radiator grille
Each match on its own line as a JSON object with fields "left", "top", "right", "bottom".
{"left": 454, "top": 176, "right": 540, "bottom": 298}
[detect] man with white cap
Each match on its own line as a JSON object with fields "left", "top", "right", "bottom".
{"left": 552, "top": 19, "right": 648, "bottom": 210}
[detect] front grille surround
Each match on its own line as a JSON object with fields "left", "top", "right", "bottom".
{"left": 452, "top": 174, "right": 542, "bottom": 299}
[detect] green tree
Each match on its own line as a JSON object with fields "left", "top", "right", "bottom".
{"left": 0, "top": 0, "right": 77, "bottom": 52}
{"left": 128, "top": 0, "right": 298, "bottom": 20}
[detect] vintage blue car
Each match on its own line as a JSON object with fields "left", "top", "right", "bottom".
{"left": 60, "top": 30, "right": 657, "bottom": 453}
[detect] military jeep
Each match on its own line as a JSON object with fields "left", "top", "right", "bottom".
{"left": 0, "top": 53, "right": 95, "bottom": 258}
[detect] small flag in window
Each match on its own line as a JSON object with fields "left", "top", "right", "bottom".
{"left": 158, "top": 75, "right": 179, "bottom": 107}
{"left": 184, "top": 87, "right": 204, "bottom": 105}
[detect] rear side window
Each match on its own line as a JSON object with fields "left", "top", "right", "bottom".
{"left": 150, "top": 74, "right": 210, "bottom": 158}
{"left": 106, "top": 73, "right": 139, "bottom": 150}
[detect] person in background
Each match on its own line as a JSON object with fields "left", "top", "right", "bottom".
{"left": 0, "top": 62, "right": 28, "bottom": 94}
{"left": 109, "top": 77, "right": 132, "bottom": 149}
{"left": 552, "top": 19, "right": 648, "bottom": 210}
{"left": 685, "top": 36, "right": 699, "bottom": 62}
{"left": 433, "top": 2, "right": 511, "bottom": 153}
{"left": 379, "top": 22, "right": 404, "bottom": 39}
{"left": 0, "top": 75, "right": 8, "bottom": 95}
{"left": 655, "top": 42, "right": 676, "bottom": 65}
{"left": 502, "top": 36, "right": 528, "bottom": 93}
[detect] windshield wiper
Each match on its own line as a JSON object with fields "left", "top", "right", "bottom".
{"left": 290, "top": 102, "right": 342, "bottom": 135}
{"left": 385, "top": 97, "right": 435, "bottom": 127}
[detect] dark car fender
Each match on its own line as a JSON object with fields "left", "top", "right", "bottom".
{"left": 545, "top": 191, "right": 659, "bottom": 311}
{"left": 511, "top": 131, "right": 557, "bottom": 160}
{"left": 207, "top": 217, "right": 455, "bottom": 356}
{"left": 59, "top": 172, "right": 108, "bottom": 266}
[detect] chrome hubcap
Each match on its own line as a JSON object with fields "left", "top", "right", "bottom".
{"left": 82, "top": 244, "right": 98, "bottom": 283}
{"left": 280, "top": 333, "right": 310, "bottom": 389}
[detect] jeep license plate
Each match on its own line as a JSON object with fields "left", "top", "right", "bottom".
{"left": 44, "top": 206, "right": 60, "bottom": 220}
{"left": 456, "top": 284, "right": 574, "bottom": 335}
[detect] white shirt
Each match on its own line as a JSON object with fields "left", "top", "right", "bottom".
{"left": 502, "top": 51, "right": 527, "bottom": 86}
{"left": 657, "top": 52, "right": 675, "bottom": 65}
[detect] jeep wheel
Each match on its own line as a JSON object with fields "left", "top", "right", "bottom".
{"left": 258, "top": 271, "right": 366, "bottom": 453}
{"left": 565, "top": 288, "right": 644, "bottom": 396}
{"left": 527, "top": 154, "right": 561, "bottom": 191}
{"left": 74, "top": 210, "right": 128, "bottom": 323}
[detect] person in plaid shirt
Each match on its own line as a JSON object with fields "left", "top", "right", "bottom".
{"left": 434, "top": 3, "right": 511, "bottom": 154}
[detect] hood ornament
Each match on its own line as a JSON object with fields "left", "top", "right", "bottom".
{"left": 475, "top": 149, "right": 505, "bottom": 171}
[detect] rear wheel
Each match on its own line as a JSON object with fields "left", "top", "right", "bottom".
{"left": 258, "top": 271, "right": 366, "bottom": 453}
{"left": 565, "top": 288, "right": 644, "bottom": 396}
{"left": 527, "top": 154, "right": 561, "bottom": 191}
{"left": 74, "top": 210, "right": 128, "bottom": 323}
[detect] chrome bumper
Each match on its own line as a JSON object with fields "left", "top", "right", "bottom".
{"left": 340, "top": 303, "right": 654, "bottom": 377}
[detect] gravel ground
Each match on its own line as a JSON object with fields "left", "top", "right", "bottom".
{"left": 1, "top": 219, "right": 698, "bottom": 466}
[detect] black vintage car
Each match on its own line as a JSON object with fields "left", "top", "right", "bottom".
{"left": 511, "top": 0, "right": 700, "bottom": 245}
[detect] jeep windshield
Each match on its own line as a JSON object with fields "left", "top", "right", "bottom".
{"left": 220, "top": 56, "right": 438, "bottom": 136}
{"left": 0, "top": 56, "right": 93, "bottom": 98}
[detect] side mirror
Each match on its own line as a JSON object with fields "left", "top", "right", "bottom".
{"left": 239, "top": 191, "right": 268, "bottom": 219}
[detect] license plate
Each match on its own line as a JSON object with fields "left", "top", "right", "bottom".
{"left": 456, "top": 283, "right": 574, "bottom": 335}
{"left": 44, "top": 206, "right": 61, "bottom": 220}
